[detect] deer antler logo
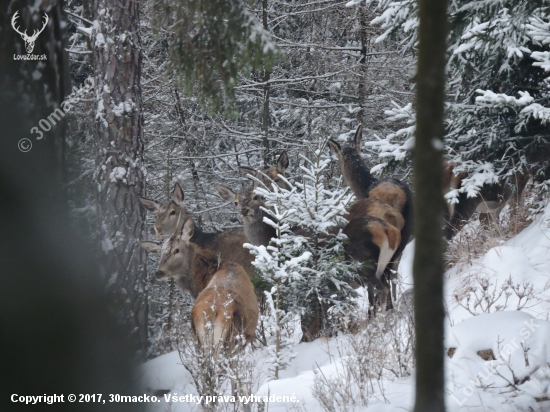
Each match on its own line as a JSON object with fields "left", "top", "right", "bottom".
{"left": 11, "top": 11, "right": 49, "bottom": 54}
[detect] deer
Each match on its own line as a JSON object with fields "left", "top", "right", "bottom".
{"left": 215, "top": 185, "right": 275, "bottom": 247}
{"left": 328, "top": 125, "right": 414, "bottom": 300}
{"left": 442, "top": 160, "right": 530, "bottom": 238}
{"left": 237, "top": 151, "right": 291, "bottom": 191}
{"left": 140, "top": 218, "right": 259, "bottom": 349}
{"left": 12, "top": 11, "right": 49, "bottom": 54}
{"left": 346, "top": 198, "right": 405, "bottom": 231}
{"left": 138, "top": 183, "right": 255, "bottom": 276}
{"left": 214, "top": 151, "right": 291, "bottom": 247}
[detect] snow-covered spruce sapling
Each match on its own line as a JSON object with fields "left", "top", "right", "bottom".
{"left": 246, "top": 147, "right": 358, "bottom": 356}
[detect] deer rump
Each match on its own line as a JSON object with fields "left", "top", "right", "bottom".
{"left": 367, "top": 177, "right": 414, "bottom": 269}
{"left": 191, "top": 262, "right": 259, "bottom": 350}
{"left": 343, "top": 215, "right": 401, "bottom": 286}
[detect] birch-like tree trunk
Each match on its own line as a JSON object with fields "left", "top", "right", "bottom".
{"left": 412, "top": 0, "right": 448, "bottom": 410}
{"left": 90, "top": 0, "right": 148, "bottom": 356}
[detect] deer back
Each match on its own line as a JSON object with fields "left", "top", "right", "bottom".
{"left": 191, "top": 262, "right": 259, "bottom": 348}
{"left": 347, "top": 198, "right": 405, "bottom": 231}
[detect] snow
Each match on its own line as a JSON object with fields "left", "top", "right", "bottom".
{"left": 140, "top": 205, "right": 550, "bottom": 411}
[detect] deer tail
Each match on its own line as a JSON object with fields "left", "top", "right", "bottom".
{"left": 374, "top": 228, "right": 400, "bottom": 280}
{"left": 212, "top": 307, "right": 233, "bottom": 348}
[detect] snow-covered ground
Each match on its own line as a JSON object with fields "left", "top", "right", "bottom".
{"left": 140, "top": 205, "right": 550, "bottom": 411}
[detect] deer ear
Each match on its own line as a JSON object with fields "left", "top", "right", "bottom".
{"left": 327, "top": 139, "right": 342, "bottom": 158}
{"left": 215, "top": 183, "right": 237, "bottom": 203}
{"left": 139, "top": 197, "right": 161, "bottom": 212}
{"left": 140, "top": 241, "right": 161, "bottom": 253}
{"left": 180, "top": 218, "right": 195, "bottom": 242}
{"left": 276, "top": 151, "right": 289, "bottom": 173}
{"left": 353, "top": 125, "right": 363, "bottom": 154}
{"left": 172, "top": 183, "right": 184, "bottom": 207}
{"left": 238, "top": 166, "right": 257, "bottom": 179}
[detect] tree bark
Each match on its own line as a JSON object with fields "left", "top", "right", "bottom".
{"left": 357, "top": 5, "right": 368, "bottom": 127}
{"left": 412, "top": 0, "right": 449, "bottom": 410}
{"left": 91, "top": 0, "right": 148, "bottom": 357}
{"left": 0, "top": 1, "right": 135, "bottom": 405}
{"left": 262, "top": 0, "right": 271, "bottom": 167}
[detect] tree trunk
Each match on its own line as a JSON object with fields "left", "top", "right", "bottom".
{"left": 412, "top": 0, "right": 449, "bottom": 410}
{"left": 0, "top": 0, "right": 136, "bottom": 404}
{"left": 262, "top": 0, "right": 271, "bottom": 167}
{"left": 357, "top": 5, "right": 368, "bottom": 126}
{"left": 91, "top": 0, "right": 148, "bottom": 357}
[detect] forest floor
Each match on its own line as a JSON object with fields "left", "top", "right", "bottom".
{"left": 140, "top": 204, "right": 550, "bottom": 412}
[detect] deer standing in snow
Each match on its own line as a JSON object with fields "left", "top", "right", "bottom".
{"left": 140, "top": 218, "right": 259, "bottom": 349}
{"left": 328, "top": 125, "right": 414, "bottom": 255}
{"left": 442, "top": 160, "right": 530, "bottom": 238}
{"left": 328, "top": 126, "right": 413, "bottom": 308}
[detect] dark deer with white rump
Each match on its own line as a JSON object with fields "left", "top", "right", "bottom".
{"left": 442, "top": 160, "right": 530, "bottom": 238}
{"left": 343, "top": 214, "right": 401, "bottom": 310}
{"left": 140, "top": 218, "right": 259, "bottom": 349}
{"left": 328, "top": 126, "right": 414, "bottom": 273}
{"left": 139, "top": 183, "right": 254, "bottom": 276}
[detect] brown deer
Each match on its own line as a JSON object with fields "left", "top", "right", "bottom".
{"left": 442, "top": 161, "right": 530, "bottom": 238}
{"left": 214, "top": 151, "right": 291, "bottom": 247}
{"left": 139, "top": 183, "right": 254, "bottom": 276}
{"left": 215, "top": 185, "right": 276, "bottom": 247}
{"left": 346, "top": 198, "right": 405, "bottom": 231}
{"left": 328, "top": 125, "right": 414, "bottom": 276}
{"left": 140, "top": 218, "right": 259, "bottom": 348}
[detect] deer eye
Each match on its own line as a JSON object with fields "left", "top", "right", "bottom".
{"left": 170, "top": 210, "right": 176, "bottom": 216}
{"left": 174, "top": 249, "right": 179, "bottom": 254}
{"left": 253, "top": 195, "right": 258, "bottom": 200}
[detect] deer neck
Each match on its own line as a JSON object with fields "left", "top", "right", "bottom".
{"left": 244, "top": 211, "right": 276, "bottom": 246}
{"left": 344, "top": 150, "right": 376, "bottom": 199}
{"left": 176, "top": 245, "right": 219, "bottom": 299}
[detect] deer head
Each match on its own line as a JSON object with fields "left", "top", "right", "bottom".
{"left": 238, "top": 151, "right": 290, "bottom": 190}
{"left": 140, "top": 218, "right": 218, "bottom": 298}
{"left": 12, "top": 11, "right": 49, "bottom": 54}
{"left": 215, "top": 184, "right": 276, "bottom": 246}
{"left": 215, "top": 185, "right": 263, "bottom": 223}
{"left": 138, "top": 183, "right": 192, "bottom": 237}
{"left": 328, "top": 125, "right": 376, "bottom": 198}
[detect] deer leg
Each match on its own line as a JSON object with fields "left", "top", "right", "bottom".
{"left": 367, "top": 282, "right": 375, "bottom": 318}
